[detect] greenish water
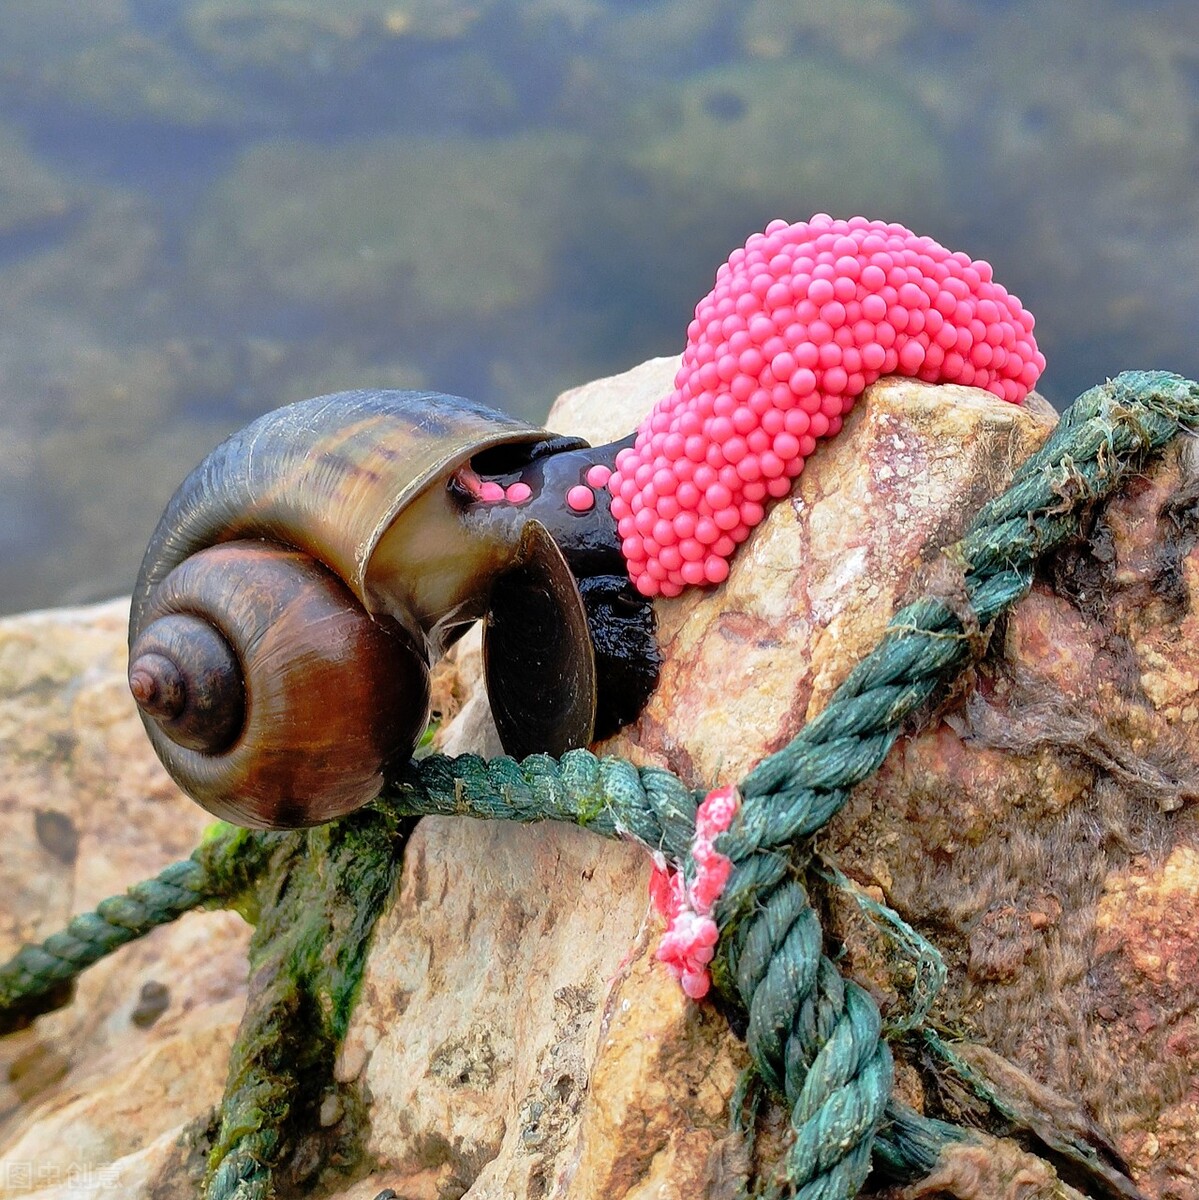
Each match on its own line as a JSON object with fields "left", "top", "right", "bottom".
{"left": 1, "top": 0, "right": 1197, "bottom": 614}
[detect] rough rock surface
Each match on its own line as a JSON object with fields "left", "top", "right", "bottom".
{"left": 0, "top": 601, "right": 250, "bottom": 1197}
{"left": 1, "top": 360, "right": 1197, "bottom": 1198}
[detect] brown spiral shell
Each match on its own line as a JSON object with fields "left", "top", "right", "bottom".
{"left": 128, "top": 390, "right": 600, "bottom": 829}
{"left": 131, "top": 541, "right": 428, "bottom": 828}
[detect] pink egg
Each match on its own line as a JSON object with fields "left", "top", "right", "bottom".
{"left": 567, "top": 485, "right": 595, "bottom": 513}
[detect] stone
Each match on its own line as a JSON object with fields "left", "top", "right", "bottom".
{"left": 0, "top": 3, "right": 247, "bottom": 129}
{"left": 740, "top": 0, "right": 915, "bottom": 65}
{"left": 184, "top": 0, "right": 484, "bottom": 76}
{"left": 1, "top": 361, "right": 1197, "bottom": 1199}
{"left": 0, "top": 125, "right": 75, "bottom": 239}
{"left": 552, "top": 361, "right": 1062, "bottom": 786}
{"left": 0, "top": 600, "right": 251, "bottom": 1198}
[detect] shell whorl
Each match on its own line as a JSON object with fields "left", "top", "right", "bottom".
{"left": 130, "top": 541, "right": 430, "bottom": 829}
{"left": 129, "top": 389, "right": 549, "bottom": 647}
{"left": 128, "top": 614, "right": 244, "bottom": 752}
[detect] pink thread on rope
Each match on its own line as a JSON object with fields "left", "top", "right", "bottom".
{"left": 650, "top": 785, "right": 740, "bottom": 999}
{"left": 608, "top": 214, "right": 1046, "bottom": 598}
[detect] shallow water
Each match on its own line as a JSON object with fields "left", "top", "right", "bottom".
{"left": 1, "top": 0, "right": 1197, "bottom": 614}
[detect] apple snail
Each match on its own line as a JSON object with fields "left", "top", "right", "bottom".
{"left": 129, "top": 216, "right": 1043, "bottom": 830}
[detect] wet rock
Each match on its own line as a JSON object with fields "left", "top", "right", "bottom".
{"left": 740, "top": 0, "right": 916, "bottom": 65}
{"left": 0, "top": 125, "right": 75, "bottom": 237}
{"left": 184, "top": 0, "right": 483, "bottom": 77}
{"left": 0, "top": 2, "right": 248, "bottom": 128}
{"left": 26, "top": 37, "right": 248, "bottom": 128}
{"left": 628, "top": 61, "right": 949, "bottom": 235}
{"left": 1, "top": 361, "right": 1197, "bottom": 1198}
{"left": 0, "top": 192, "right": 164, "bottom": 348}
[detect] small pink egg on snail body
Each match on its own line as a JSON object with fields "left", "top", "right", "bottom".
{"left": 566, "top": 485, "right": 595, "bottom": 512}
{"left": 608, "top": 214, "right": 1046, "bottom": 597}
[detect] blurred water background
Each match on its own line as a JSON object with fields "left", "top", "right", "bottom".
{"left": 0, "top": 0, "right": 1197, "bottom": 614}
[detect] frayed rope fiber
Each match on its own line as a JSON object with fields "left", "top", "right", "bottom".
{"left": 0, "top": 371, "right": 1194, "bottom": 1200}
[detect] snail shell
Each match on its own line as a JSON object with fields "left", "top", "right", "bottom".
{"left": 130, "top": 390, "right": 549, "bottom": 644}
{"left": 132, "top": 541, "right": 428, "bottom": 828}
{"left": 129, "top": 390, "right": 604, "bottom": 828}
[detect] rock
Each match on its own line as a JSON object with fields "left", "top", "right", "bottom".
{"left": 184, "top": 0, "right": 483, "bottom": 77}
{"left": 829, "top": 423, "right": 1199, "bottom": 1193}
{"left": 552, "top": 362, "right": 1060, "bottom": 786}
{"left": 181, "top": 1, "right": 515, "bottom": 137}
{"left": 740, "top": 0, "right": 916, "bottom": 65}
{"left": 1, "top": 361, "right": 1197, "bottom": 1199}
{"left": 324, "top": 363, "right": 1038, "bottom": 1200}
{"left": 0, "top": 600, "right": 251, "bottom": 1198}
{"left": 0, "top": 2, "right": 248, "bottom": 128}
{"left": 21, "top": 36, "right": 248, "bottom": 128}
{"left": 0, "top": 125, "right": 75, "bottom": 238}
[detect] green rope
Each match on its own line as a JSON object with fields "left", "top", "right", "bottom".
{"left": 0, "top": 823, "right": 277, "bottom": 1035}
{"left": 0, "top": 371, "right": 1193, "bottom": 1199}
{"left": 814, "top": 860, "right": 947, "bottom": 1037}
{"left": 380, "top": 749, "right": 960, "bottom": 1183}
{"left": 386, "top": 749, "right": 699, "bottom": 859}
{"left": 703, "top": 370, "right": 1198, "bottom": 1198}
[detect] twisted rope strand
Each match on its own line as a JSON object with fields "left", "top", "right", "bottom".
{"left": 707, "top": 371, "right": 1199, "bottom": 1198}
{"left": 389, "top": 749, "right": 700, "bottom": 863}
{"left": 0, "top": 824, "right": 277, "bottom": 1034}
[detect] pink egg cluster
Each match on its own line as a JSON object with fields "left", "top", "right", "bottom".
{"left": 649, "top": 784, "right": 740, "bottom": 1000}
{"left": 608, "top": 214, "right": 1046, "bottom": 598}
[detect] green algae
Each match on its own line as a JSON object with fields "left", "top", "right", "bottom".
{"left": 187, "top": 133, "right": 589, "bottom": 324}
{"left": 203, "top": 807, "right": 411, "bottom": 1199}
{"left": 629, "top": 60, "right": 949, "bottom": 231}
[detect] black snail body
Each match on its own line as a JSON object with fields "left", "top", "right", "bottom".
{"left": 128, "top": 390, "right": 659, "bottom": 829}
